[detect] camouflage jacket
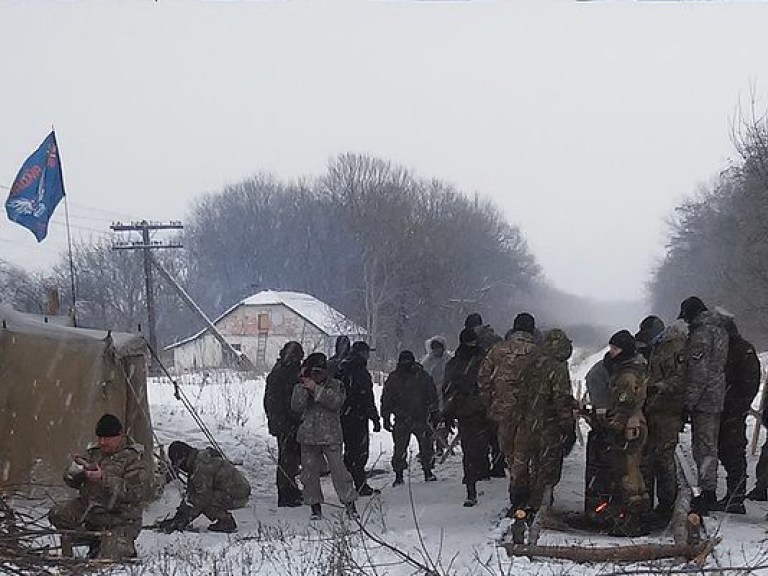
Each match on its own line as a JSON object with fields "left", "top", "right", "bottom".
{"left": 644, "top": 325, "right": 687, "bottom": 416}
{"left": 442, "top": 344, "right": 487, "bottom": 420}
{"left": 607, "top": 354, "right": 648, "bottom": 434}
{"left": 264, "top": 360, "right": 302, "bottom": 437}
{"left": 521, "top": 329, "right": 576, "bottom": 437}
{"left": 63, "top": 437, "right": 148, "bottom": 521}
{"left": 291, "top": 377, "right": 346, "bottom": 445}
{"left": 185, "top": 447, "right": 251, "bottom": 515}
{"left": 685, "top": 310, "right": 729, "bottom": 414}
{"left": 477, "top": 330, "right": 537, "bottom": 423}
{"left": 380, "top": 364, "right": 438, "bottom": 423}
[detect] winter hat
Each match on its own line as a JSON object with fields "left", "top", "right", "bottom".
{"left": 609, "top": 330, "right": 636, "bottom": 355}
{"left": 397, "top": 350, "right": 416, "bottom": 366}
{"left": 95, "top": 413, "right": 123, "bottom": 438}
{"left": 678, "top": 296, "right": 707, "bottom": 323}
{"left": 464, "top": 313, "right": 483, "bottom": 329}
{"left": 280, "top": 341, "right": 304, "bottom": 362}
{"left": 459, "top": 327, "right": 478, "bottom": 345}
{"left": 512, "top": 312, "right": 535, "bottom": 335}
{"left": 302, "top": 352, "right": 327, "bottom": 372}
{"left": 168, "top": 441, "right": 193, "bottom": 466}
{"left": 636, "top": 315, "right": 665, "bottom": 344}
{"left": 351, "top": 341, "right": 372, "bottom": 355}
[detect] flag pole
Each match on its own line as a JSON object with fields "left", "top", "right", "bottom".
{"left": 54, "top": 126, "right": 77, "bottom": 326}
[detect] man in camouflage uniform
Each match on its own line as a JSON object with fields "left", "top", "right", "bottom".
{"left": 521, "top": 329, "right": 577, "bottom": 511}
{"left": 636, "top": 315, "right": 687, "bottom": 523}
{"left": 443, "top": 328, "right": 491, "bottom": 506}
{"left": 264, "top": 341, "right": 304, "bottom": 507}
{"left": 49, "top": 414, "right": 149, "bottom": 559}
{"left": 711, "top": 316, "right": 760, "bottom": 513}
{"left": 291, "top": 352, "right": 357, "bottom": 520}
{"left": 381, "top": 350, "right": 439, "bottom": 486}
{"left": 477, "top": 312, "right": 537, "bottom": 508}
{"left": 465, "top": 312, "right": 505, "bottom": 478}
{"left": 161, "top": 441, "right": 251, "bottom": 533}
{"left": 678, "top": 296, "right": 729, "bottom": 515}
{"left": 603, "top": 330, "right": 650, "bottom": 537}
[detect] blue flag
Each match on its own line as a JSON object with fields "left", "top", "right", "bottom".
{"left": 5, "top": 131, "right": 65, "bottom": 242}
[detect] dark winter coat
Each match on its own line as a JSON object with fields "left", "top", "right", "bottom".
{"left": 644, "top": 324, "right": 687, "bottom": 416}
{"left": 63, "top": 437, "right": 149, "bottom": 522}
{"left": 684, "top": 310, "right": 729, "bottom": 413}
{"left": 338, "top": 354, "right": 380, "bottom": 424}
{"left": 381, "top": 364, "right": 438, "bottom": 423}
{"left": 291, "top": 377, "right": 346, "bottom": 445}
{"left": 184, "top": 447, "right": 251, "bottom": 516}
{"left": 264, "top": 360, "right": 302, "bottom": 437}
{"left": 442, "top": 343, "right": 487, "bottom": 420}
{"left": 586, "top": 358, "right": 611, "bottom": 409}
{"left": 723, "top": 332, "right": 761, "bottom": 417}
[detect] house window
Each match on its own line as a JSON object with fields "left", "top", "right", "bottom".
{"left": 258, "top": 313, "right": 271, "bottom": 332}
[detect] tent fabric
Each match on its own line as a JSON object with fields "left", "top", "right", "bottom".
{"left": 0, "top": 305, "right": 153, "bottom": 497}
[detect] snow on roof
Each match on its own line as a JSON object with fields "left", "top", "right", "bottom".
{"left": 166, "top": 290, "right": 365, "bottom": 350}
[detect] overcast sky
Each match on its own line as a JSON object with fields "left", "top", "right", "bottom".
{"left": 1, "top": 0, "right": 766, "bottom": 301}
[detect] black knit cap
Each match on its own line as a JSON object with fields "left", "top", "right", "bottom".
{"left": 351, "top": 341, "right": 371, "bottom": 354}
{"left": 512, "top": 312, "right": 535, "bottom": 335}
{"left": 397, "top": 350, "right": 416, "bottom": 366}
{"left": 609, "top": 330, "right": 636, "bottom": 355}
{"left": 168, "top": 441, "right": 193, "bottom": 466}
{"left": 95, "top": 413, "right": 123, "bottom": 438}
{"left": 459, "top": 327, "right": 478, "bottom": 345}
{"left": 636, "top": 315, "right": 665, "bottom": 344}
{"left": 678, "top": 296, "right": 707, "bottom": 322}
{"left": 464, "top": 313, "right": 483, "bottom": 329}
{"left": 302, "top": 352, "right": 327, "bottom": 371}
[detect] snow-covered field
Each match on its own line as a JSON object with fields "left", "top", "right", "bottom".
{"left": 108, "top": 352, "right": 768, "bottom": 574}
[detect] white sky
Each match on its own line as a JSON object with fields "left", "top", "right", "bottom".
{"left": 1, "top": 0, "right": 766, "bottom": 301}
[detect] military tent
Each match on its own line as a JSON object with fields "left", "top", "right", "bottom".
{"left": 0, "top": 305, "right": 153, "bottom": 496}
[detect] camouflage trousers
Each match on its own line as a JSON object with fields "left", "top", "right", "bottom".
{"left": 194, "top": 490, "right": 249, "bottom": 522}
{"left": 718, "top": 411, "right": 749, "bottom": 497}
{"left": 497, "top": 417, "right": 531, "bottom": 505}
{"left": 300, "top": 443, "right": 357, "bottom": 506}
{"left": 48, "top": 499, "right": 141, "bottom": 559}
{"left": 608, "top": 427, "right": 650, "bottom": 514}
{"left": 692, "top": 411, "right": 720, "bottom": 492}
{"left": 391, "top": 417, "right": 434, "bottom": 474}
{"left": 643, "top": 412, "right": 682, "bottom": 511}
{"left": 529, "top": 428, "right": 566, "bottom": 510}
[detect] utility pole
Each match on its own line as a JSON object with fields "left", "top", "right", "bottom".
{"left": 110, "top": 220, "right": 183, "bottom": 369}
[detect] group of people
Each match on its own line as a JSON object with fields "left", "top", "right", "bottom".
{"left": 49, "top": 293, "right": 767, "bottom": 558}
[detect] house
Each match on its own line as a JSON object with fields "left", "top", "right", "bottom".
{"left": 166, "top": 290, "right": 367, "bottom": 372}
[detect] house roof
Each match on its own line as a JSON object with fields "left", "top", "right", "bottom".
{"left": 166, "top": 290, "right": 366, "bottom": 350}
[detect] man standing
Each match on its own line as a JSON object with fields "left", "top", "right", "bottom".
{"left": 338, "top": 341, "right": 382, "bottom": 496}
{"left": 477, "top": 312, "right": 537, "bottom": 509}
{"left": 264, "top": 341, "right": 304, "bottom": 507}
{"left": 711, "top": 316, "right": 760, "bottom": 513}
{"left": 327, "top": 335, "right": 351, "bottom": 378}
{"left": 381, "top": 350, "right": 439, "bottom": 486}
{"left": 443, "top": 328, "right": 491, "bottom": 507}
{"left": 291, "top": 353, "right": 358, "bottom": 520}
{"left": 636, "top": 315, "right": 687, "bottom": 524}
{"left": 422, "top": 335, "right": 450, "bottom": 455}
{"left": 49, "top": 414, "right": 149, "bottom": 559}
{"left": 678, "top": 296, "right": 729, "bottom": 515}
{"left": 604, "top": 330, "right": 650, "bottom": 536}
{"left": 161, "top": 441, "right": 251, "bottom": 533}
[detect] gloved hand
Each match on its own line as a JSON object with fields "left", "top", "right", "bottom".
{"left": 383, "top": 413, "right": 393, "bottom": 433}
{"left": 372, "top": 418, "right": 381, "bottom": 433}
{"left": 158, "top": 503, "right": 194, "bottom": 533}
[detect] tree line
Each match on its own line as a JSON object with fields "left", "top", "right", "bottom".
{"left": 1, "top": 153, "right": 541, "bottom": 359}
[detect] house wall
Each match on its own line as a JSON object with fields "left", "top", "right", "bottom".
{"left": 172, "top": 303, "right": 365, "bottom": 372}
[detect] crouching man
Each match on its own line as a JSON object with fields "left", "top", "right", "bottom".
{"left": 49, "top": 413, "right": 149, "bottom": 559}
{"left": 160, "top": 441, "right": 251, "bottom": 533}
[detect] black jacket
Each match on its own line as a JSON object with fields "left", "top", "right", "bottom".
{"left": 338, "top": 354, "right": 380, "bottom": 424}
{"left": 724, "top": 334, "right": 761, "bottom": 416}
{"left": 264, "top": 361, "right": 302, "bottom": 436}
{"left": 381, "top": 364, "right": 438, "bottom": 422}
{"left": 443, "top": 344, "right": 487, "bottom": 419}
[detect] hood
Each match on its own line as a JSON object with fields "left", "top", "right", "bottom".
{"left": 334, "top": 335, "right": 351, "bottom": 357}
{"left": 424, "top": 335, "right": 448, "bottom": 355}
{"left": 542, "top": 329, "right": 572, "bottom": 361}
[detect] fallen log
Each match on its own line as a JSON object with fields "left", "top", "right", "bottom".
{"left": 503, "top": 539, "right": 717, "bottom": 563}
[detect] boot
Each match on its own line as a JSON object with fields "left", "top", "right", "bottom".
{"left": 691, "top": 490, "right": 717, "bottom": 517}
{"left": 463, "top": 483, "right": 478, "bottom": 507}
{"left": 392, "top": 471, "right": 404, "bottom": 487}
{"left": 310, "top": 503, "right": 322, "bottom": 520}
{"left": 358, "top": 484, "right": 381, "bottom": 497}
{"left": 208, "top": 513, "right": 238, "bottom": 533}
{"left": 711, "top": 493, "right": 746, "bottom": 514}
{"left": 747, "top": 486, "right": 768, "bottom": 501}
{"left": 424, "top": 469, "right": 437, "bottom": 482}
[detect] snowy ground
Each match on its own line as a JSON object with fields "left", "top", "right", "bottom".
{"left": 75, "top": 352, "right": 768, "bottom": 574}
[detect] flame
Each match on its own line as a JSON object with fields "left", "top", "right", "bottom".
{"left": 595, "top": 501, "right": 609, "bottom": 514}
